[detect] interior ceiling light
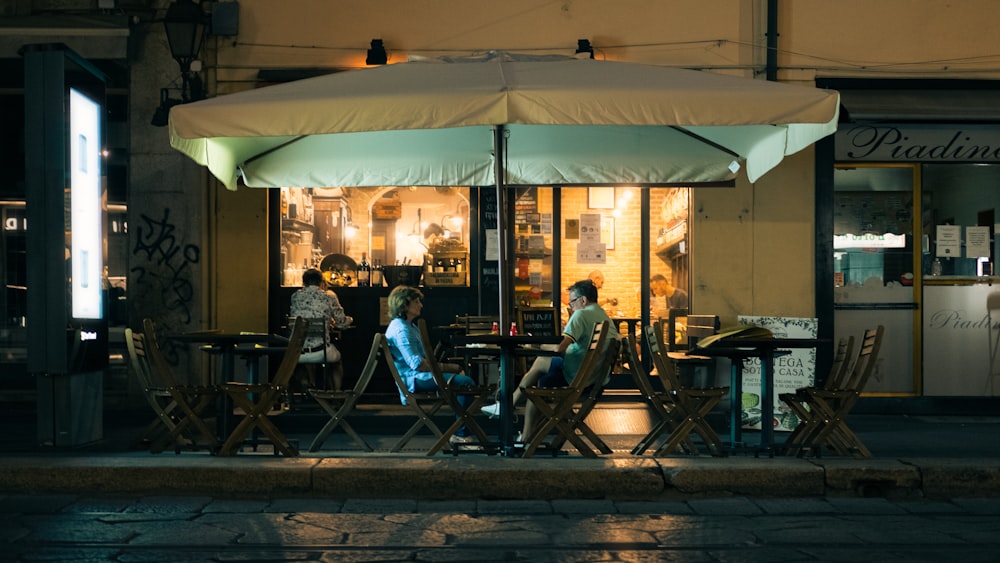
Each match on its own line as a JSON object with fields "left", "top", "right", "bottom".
{"left": 366, "top": 39, "right": 387, "bottom": 65}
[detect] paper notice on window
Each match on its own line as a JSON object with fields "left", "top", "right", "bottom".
{"left": 577, "top": 243, "right": 606, "bottom": 264}
{"left": 936, "top": 225, "right": 962, "bottom": 258}
{"left": 580, "top": 214, "right": 602, "bottom": 244}
{"left": 485, "top": 229, "right": 499, "bottom": 260}
{"left": 965, "top": 226, "right": 991, "bottom": 258}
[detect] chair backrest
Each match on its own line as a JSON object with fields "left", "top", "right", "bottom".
{"left": 351, "top": 332, "right": 385, "bottom": 395}
{"left": 416, "top": 319, "right": 448, "bottom": 388}
{"left": 125, "top": 327, "right": 158, "bottom": 390}
{"left": 141, "top": 318, "right": 184, "bottom": 388}
{"left": 823, "top": 335, "right": 855, "bottom": 390}
{"left": 570, "top": 320, "right": 612, "bottom": 390}
{"left": 271, "top": 317, "right": 309, "bottom": 388}
{"left": 382, "top": 335, "right": 423, "bottom": 403}
{"left": 459, "top": 315, "right": 499, "bottom": 336}
{"left": 685, "top": 315, "right": 721, "bottom": 349}
{"left": 589, "top": 335, "right": 621, "bottom": 390}
{"left": 841, "top": 325, "right": 884, "bottom": 393}
{"left": 625, "top": 332, "right": 659, "bottom": 399}
{"left": 645, "top": 322, "right": 682, "bottom": 392}
{"left": 289, "top": 315, "right": 331, "bottom": 355}
{"left": 665, "top": 308, "right": 689, "bottom": 352}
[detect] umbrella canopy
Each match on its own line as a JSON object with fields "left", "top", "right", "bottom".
{"left": 169, "top": 51, "right": 839, "bottom": 191}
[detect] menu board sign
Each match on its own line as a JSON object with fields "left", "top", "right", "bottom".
{"left": 518, "top": 307, "right": 559, "bottom": 337}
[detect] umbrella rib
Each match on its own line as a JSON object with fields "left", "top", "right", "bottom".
{"left": 669, "top": 126, "right": 740, "bottom": 159}
{"left": 243, "top": 135, "right": 309, "bottom": 165}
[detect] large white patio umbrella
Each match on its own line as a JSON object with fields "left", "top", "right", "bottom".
{"left": 169, "top": 50, "right": 839, "bottom": 329}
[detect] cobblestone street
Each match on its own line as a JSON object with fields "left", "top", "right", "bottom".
{"left": 3, "top": 494, "right": 999, "bottom": 562}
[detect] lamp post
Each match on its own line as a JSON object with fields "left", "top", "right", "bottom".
{"left": 163, "top": 0, "right": 205, "bottom": 101}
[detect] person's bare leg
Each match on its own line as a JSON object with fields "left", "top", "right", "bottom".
{"left": 510, "top": 357, "right": 549, "bottom": 406}
{"left": 522, "top": 401, "right": 540, "bottom": 442}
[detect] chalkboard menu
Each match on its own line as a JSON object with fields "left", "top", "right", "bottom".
{"left": 518, "top": 307, "right": 559, "bottom": 337}
{"left": 479, "top": 188, "right": 500, "bottom": 313}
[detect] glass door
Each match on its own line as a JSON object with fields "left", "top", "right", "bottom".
{"left": 833, "top": 164, "right": 919, "bottom": 395}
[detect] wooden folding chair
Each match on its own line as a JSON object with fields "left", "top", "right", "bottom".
{"left": 218, "top": 317, "right": 307, "bottom": 456}
{"left": 417, "top": 319, "right": 497, "bottom": 455}
{"left": 626, "top": 332, "right": 697, "bottom": 456}
{"left": 779, "top": 335, "right": 855, "bottom": 453}
{"left": 453, "top": 314, "right": 500, "bottom": 382}
{"left": 643, "top": 323, "right": 727, "bottom": 456}
{"left": 306, "top": 333, "right": 383, "bottom": 452}
{"left": 138, "top": 319, "right": 220, "bottom": 454}
{"left": 521, "top": 320, "right": 611, "bottom": 458}
{"left": 125, "top": 327, "right": 183, "bottom": 450}
{"left": 545, "top": 337, "right": 619, "bottom": 456}
{"left": 382, "top": 336, "right": 448, "bottom": 452}
{"left": 785, "top": 326, "right": 884, "bottom": 458}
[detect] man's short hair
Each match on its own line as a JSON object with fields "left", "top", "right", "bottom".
{"left": 568, "top": 279, "right": 599, "bottom": 302}
{"left": 302, "top": 268, "right": 323, "bottom": 286}
{"left": 650, "top": 273, "right": 668, "bottom": 284}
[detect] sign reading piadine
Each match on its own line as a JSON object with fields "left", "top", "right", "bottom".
{"left": 737, "top": 316, "right": 817, "bottom": 432}
{"left": 69, "top": 88, "right": 104, "bottom": 320}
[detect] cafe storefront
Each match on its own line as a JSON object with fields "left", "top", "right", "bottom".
{"left": 269, "top": 185, "right": 693, "bottom": 395}
{"left": 829, "top": 81, "right": 1000, "bottom": 399}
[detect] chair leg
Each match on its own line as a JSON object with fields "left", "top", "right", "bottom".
{"left": 308, "top": 395, "right": 374, "bottom": 452}
{"left": 390, "top": 400, "right": 446, "bottom": 452}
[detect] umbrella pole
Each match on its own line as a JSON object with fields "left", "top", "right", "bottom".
{"left": 494, "top": 125, "right": 516, "bottom": 454}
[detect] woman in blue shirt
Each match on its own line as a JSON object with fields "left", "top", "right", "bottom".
{"left": 385, "top": 285, "right": 478, "bottom": 444}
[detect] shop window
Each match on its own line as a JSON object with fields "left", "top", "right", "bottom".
{"left": 278, "top": 186, "right": 471, "bottom": 287}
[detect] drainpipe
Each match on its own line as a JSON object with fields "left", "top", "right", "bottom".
{"left": 766, "top": 0, "right": 778, "bottom": 81}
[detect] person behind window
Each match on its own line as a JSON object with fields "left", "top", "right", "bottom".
{"left": 384, "top": 285, "right": 479, "bottom": 445}
{"left": 588, "top": 269, "right": 617, "bottom": 312}
{"left": 650, "top": 268, "right": 688, "bottom": 319}
{"left": 289, "top": 268, "right": 352, "bottom": 391}
{"left": 482, "top": 279, "right": 620, "bottom": 443}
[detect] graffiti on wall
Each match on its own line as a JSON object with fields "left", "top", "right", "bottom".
{"left": 130, "top": 207, "right": 200, "bottom": 334}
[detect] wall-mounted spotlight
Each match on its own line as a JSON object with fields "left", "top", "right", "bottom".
{"left": 575, "top": 38, "right": 594, "bottom": 59}
{"left": 366, "top": 39, "right": 387, "bottom": 65}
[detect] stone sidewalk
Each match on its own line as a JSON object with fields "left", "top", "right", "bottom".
{"left": 3, "top": 411, "right": 999, "bottom": 501}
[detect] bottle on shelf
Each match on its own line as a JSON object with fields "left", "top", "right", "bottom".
{"left": 357, "top": 252, "right": 371, "bottom": 287}
{"left": 490, "top": 321, "right": 500, "bottom": 335}
{"left": 371, "top": 259, "right": 383, "bottom": 287}
{"left": 509, "top": 322, "right": 519, "bottom": 336}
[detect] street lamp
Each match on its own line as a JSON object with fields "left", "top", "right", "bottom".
{"left": 163, "top": 0, "right": 205, "bottom": 101}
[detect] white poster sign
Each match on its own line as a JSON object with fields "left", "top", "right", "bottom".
{"left": 936, "top": 225, "right": 962, "bottom": 258}
{"left": 577, "top": 213, "right": 606, "bottom": 263}
{"left": 736, "top": 316, "right": 818, "bottom": 432}
{"left": 965, "top": 226, "right": 991, "bottom": 258}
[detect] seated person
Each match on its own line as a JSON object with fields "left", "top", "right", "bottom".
{"left": 289, "top": 268, "right": 353, "bottom": 390}
{"left": 384, "top": 285, "right": 479, "bottom": 445}
{"left": 650, "top": 268, "right": 688, "bottom": 319}
{"left": 482, "top": 279, "right": 620, "bottom": 443}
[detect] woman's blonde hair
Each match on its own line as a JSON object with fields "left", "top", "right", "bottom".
{"left": 388, "top": 285, "right": 423, "bottom": 319}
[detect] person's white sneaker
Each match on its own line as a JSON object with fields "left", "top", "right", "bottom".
{"left": 481, "top": 403, "right": 500, "bottom": 419}
{"left": 449, "top": 435, "right": 475, "bottom": 445}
